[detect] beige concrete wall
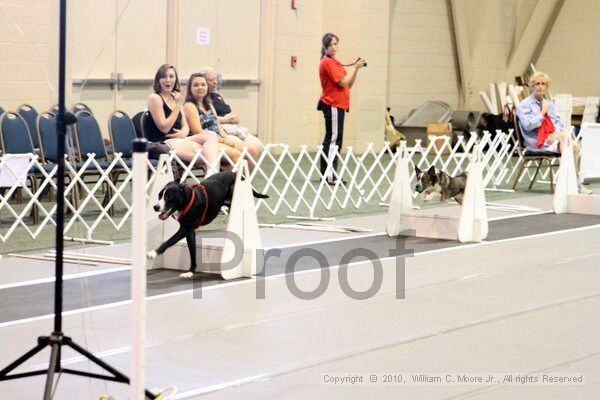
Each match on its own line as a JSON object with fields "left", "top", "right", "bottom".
{"left": 387, "top": 0, "right": 460, "bottom": 120}
{"left": 386, "top": 0, "right": 517, "bottom": 115}
{"left": 465, "top": 0, "right": 517, "bottom": 110}
{"left": 69, "top": 0, "right": 166, "bottom": 138}
{"left": 268, "top": 0, "right": 390, "bottom": 152}
{"left": 2, "top": 0, "right": 600, "bottom": 147}
{"left": 536, "top": 0, "right": 600, "bottom": 96}
{"left": 0, "top": 0, "right": 59, "bottom": 113}
{"left": 177, "top": 0, "right": 261, "bottom": 137}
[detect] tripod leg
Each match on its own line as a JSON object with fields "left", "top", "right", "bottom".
{"left": 64, "top": 339, "right": 159, "bottom": 399}
{"left": 66, "top": 339, "right": 129, "bottom": 383}
{"left": 0, "top": 336, "right": 49, "bottom": 380}
{"left": 43, "top": 341, "right": 60, "bottom": 400}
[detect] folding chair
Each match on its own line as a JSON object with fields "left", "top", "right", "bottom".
{"left": 72, "top": 110, "right": 119, "bottom": 214}
{"left": 108, "top": 110, "right": 158, "bottom": 170}
{"left": 511, "top": 114, "right": 561, "bottom": 192}
{"left": 17, "top": 104, "right": 40, "bottom": 149}
{"left": 132, "top": 111, "right": 145, "bottom": 138}
{"left": 48, "top": 104, "right": 60, "bottom": 115}
{"left": 71, "top": 102, "right": 93, "bottom": 115}
{"left": 37, "top": 111, "right": 79, "bottom": 207}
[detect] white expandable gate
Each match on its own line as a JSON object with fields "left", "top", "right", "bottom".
{"left": 2, "top": 133, "right": 560, "bottom": 243}
{"left": 578, "top": 123, "right": 600, "bottom": 182}
{"left": 386, "top": 146, "right": 488, "bottom": 242}
{"left": 146, "top": 159, "right": 262, "bottom": 280}
{"left": 553, "top": 136, "right": 600, "bottom": 216}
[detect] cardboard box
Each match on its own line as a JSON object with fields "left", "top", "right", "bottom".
{"left": 426, "top": 123, "right": 453, "bottom": 154}
{"left": 572, "top": 105, "right": 585, "bottom": 115}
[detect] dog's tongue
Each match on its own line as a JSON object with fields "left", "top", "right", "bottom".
{"left": 159, "top": 212, "right": 170, "bottom": 221}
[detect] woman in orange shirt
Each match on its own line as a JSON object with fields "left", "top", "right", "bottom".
{"left": 317, "top": 33, "right": 365, "bottom": 184}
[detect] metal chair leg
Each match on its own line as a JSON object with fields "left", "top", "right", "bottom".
{"left": 512, "top": 161, "right": 526, "bottom": 190}
{"left": 528, "top": 161, "right": 541, "bottom": 190}
{"left": 548, "top": 159, "right": 554, "bottom": 193}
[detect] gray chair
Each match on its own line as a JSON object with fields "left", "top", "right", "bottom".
{"left": 17, "top": 104, "right": 40, "bottom": 149}
{"left": 72, "top": 110, "right": 119, "bottom": 214}
{"left": 511, "top": 114, "right": 561, "bottom": 192}
{"left": 71, "top": 102, "right": 93, "bottom": 115}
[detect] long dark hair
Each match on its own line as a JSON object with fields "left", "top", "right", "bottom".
{"left": 152, "top": 64, "right": 180, "bottom": 94}
{"left": 321, "top": 32, "right": 339, "bottom": 58}
{"left": 185, "top": 72, "right": 212, "bottom": 111}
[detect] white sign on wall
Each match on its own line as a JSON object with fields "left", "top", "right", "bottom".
{"left": 196, "top": 28, "right": 210, "bottom": 45}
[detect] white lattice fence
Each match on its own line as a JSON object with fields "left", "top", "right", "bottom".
{"left": 1, "top": 131, "right": 536, "bottom": 243}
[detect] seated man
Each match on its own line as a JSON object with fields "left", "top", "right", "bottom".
{"left": 202, "top": 67, "right": 264, "bottom": 161}
{"left": 516, "top": 71, "right": 591, "bottom": 194}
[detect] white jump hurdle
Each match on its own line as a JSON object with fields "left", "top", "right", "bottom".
{"left": 553, "top": 137, "right": 600, "bottom": 216}
{"left": 220, "top": 160, "right": 263, "bottom": 280}
{"left": 386, "top": 147, "right": 488, "bottom": 242}
{"left": 578, "top": 123, "right": 600, "bottom": 183}
{"left": 146, "top": 159, "right": 262, "bottom": 280}
{"left": 146, "top": 154, "right": 179, "bottom": 271}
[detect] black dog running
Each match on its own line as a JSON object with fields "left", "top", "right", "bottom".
{"left": 147, "top": 172, "right": 268, "bottom": 278}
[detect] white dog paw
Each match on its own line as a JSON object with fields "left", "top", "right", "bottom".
{"left": 179, "top": 271, "right": 194, "bottom": 279}
{"left": 147, "top": 250, "right": 157, "bottom": 259}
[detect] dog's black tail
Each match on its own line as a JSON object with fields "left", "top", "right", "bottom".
{"left": 252, "top": 190, "right": 269, "bottom": 199}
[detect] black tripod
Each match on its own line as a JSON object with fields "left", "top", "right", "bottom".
{"left": 0, "top": 1, "right": 156, "bottom": 399}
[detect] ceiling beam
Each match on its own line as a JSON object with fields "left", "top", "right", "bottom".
{"left": 507, "top": 0, "right": 564, "bottom": 81}
{"left": 449, "top": 0, "right": 472, "bottom": 108}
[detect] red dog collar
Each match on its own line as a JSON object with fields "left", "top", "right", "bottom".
{"left": 178, "top": 183, "right": 209, "bottom": 229}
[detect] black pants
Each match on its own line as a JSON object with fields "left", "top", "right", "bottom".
{"left": 319, "top": 103, "right": 345, "bottom": 181}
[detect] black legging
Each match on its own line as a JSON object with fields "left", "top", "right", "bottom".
{"left": 319, "top": 102, "right": 345, "bottom": 181}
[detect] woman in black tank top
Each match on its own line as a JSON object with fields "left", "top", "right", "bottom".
{"left": 146, "top": 64, "right": 219, "bottom": 171}
{"left": 144, "top": 95, "right": 183, "bottom": 143}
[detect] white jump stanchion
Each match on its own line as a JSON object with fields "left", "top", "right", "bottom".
{"left": 221, "top": 159, "right": 263, "bottom": 280}
{"left": 457, "top": 148, "right": 488, "bottom": 242}
{"left": 146, "top": 154, "right": 177, "bottom": 270}
{"left": 553, "top": 136, "right": 579, "bottom": 214}
{"left": 554, "top": 135, "right": 600, "bottom": 215}
{"left": 579, "top": 123, "right": 600, "bottom": 183}
{"left": 386, "top": 144, "right": 414, "bottom": 236}
{"left": 130, "top": 139, "right": 149, "bottom": 400}
{"left": 386, "top": 146, "right": 488, "bottom": 242}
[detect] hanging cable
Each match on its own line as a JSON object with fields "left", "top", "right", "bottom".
{"left": 77, "top": 0, "right": 132, "bottom": 92}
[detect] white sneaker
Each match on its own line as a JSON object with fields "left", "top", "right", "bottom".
{"left": 579, "top": 186, "right": 593, "bottom": 195}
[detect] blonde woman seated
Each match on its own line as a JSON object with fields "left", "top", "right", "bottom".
{"left": 183, "top": 72, "right": 243, "bottom": 170}
{"left": 203, "top": 67, "right": 265, "bottom": 161}
{"left": 145, "top": 64, "right": 219, "bottom": 169}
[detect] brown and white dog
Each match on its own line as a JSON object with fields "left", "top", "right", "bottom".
{"left": 414, "top": 166, "right": 468, "bottom": 205}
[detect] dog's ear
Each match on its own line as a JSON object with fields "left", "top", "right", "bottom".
{"left": 415, "top": 166, "right": 421, "bottom": 175}
{"left": 427, "top": 166, "right": 436, "bottom": 178}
